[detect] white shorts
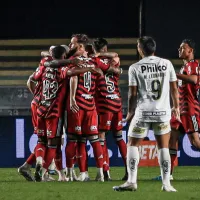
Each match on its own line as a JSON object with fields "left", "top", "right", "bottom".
{"left": 128, "top": 119, "right": 171, "bottom": 138}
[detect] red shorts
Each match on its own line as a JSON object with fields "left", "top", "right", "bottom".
{"left": 98, "top": 111, "right": 123, "bottom": 132}
{"left": 67, "top": 109, "right": 98, "bottom": 135}
{"left": 37, "top": 117, "right": 63, "bottom": 138}
{"left": 31, "top": 103, "right": 37, "bottom": 134}
{"left": 170, "top": 114, "right": 200, "bottom": 134}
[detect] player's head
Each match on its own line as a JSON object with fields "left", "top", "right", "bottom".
{"left": 68, "top": 34, "right": 89, "bottom": 56}
{"left": 178, "top": 39, "right": 195, "bottom": 59}
{"left": 85, "top": 44, "right": 96, "bottom": 56}
{"left": 52, "top": 46, "right": 67, "bottom": 59}
{"left": 61, "top": 44, "right": 70, "bottom": 54}
{"left": 69, "top": 34, "right": 89, "bottom": 50}
{"left": 49, "top": 46, "right": 56, "bottom": 56}
{"left": 93, "top": 38, "right": 108, "bottom": 52}
{"left": 137, "top": 36, "right": 156, "bottom": 57}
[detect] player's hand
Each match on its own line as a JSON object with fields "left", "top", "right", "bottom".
{"left": 90, "top": 52, "right": 100, "bottom": 57}
{"left": 70, "top": 58, "right": 84, "bottom": 66}
{"left": 171, "top": 107, "right": 180, "bottom": 121}
{"left": 70, "top": 98, "right": 79, "bottom": 113}
{"left": 91, "top": 67, "right": 103, "bottom": 76}
{"left": 123, "top": 112, "right": 134, "bottom": 123}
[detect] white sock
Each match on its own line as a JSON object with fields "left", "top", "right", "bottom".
{"left": 159, "top": 148, "right": 171, "bottom": 186}
{"left": 66, "top": 168, "right": 73, "bottom": 177}
{"left": 36, "top": 156, "right": 43, "bottom": 165}
{"left": 97, "top": 168, "right": 103, "bottom": 176}
{"left": 127, "top": 146, "right": 139, "bottom": 184}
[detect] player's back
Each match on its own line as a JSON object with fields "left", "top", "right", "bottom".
{"left": 96, "top": 57, "right": 122, "bottom": 113}
{"left": 129, "top": 56, "right": 176, "bottom": 122}
{"left": 38, "top": 66, "right": 68, "bottom": 118}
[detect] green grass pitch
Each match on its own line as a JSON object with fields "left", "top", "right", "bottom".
{"left": 0, "top": 166, "right": 200, "bottom": 200}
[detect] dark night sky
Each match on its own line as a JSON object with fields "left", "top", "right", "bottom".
{"left": 0, "top": 0, "right": 140, "bottom": 39}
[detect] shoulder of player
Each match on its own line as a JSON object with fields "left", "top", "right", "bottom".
{"left": 187, "top": 59, "right": 199, "bottom": 67}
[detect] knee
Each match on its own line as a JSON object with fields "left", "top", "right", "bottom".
{"left": 114, "top": 131, "right": 123, "bottom": 142}
{"left": 87, "top": 135, "right": 99, "bottom": 143}
{"left": 47, "top": 137, "right": 60, "bottom": 148}
{"left": 37, "top": 136, "right": 47, "bottom": 145}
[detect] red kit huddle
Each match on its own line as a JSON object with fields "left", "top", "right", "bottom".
{"left": 18, "top": 35, "right": 127, "bottom": 182}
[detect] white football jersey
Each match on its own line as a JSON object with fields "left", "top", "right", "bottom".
{"left": 129, "top": 56, "right": 177, "bottom": 122}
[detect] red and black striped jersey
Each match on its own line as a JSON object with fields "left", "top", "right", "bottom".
{"left": 178, "top": 59, "right": 200, "bottom": 116}
{"left": 31, "top": 56, "right": 53, "bottom": 106}
{"left": 95, "top": 57, "right": 122, "bottom": 113}
{"left": 74, "top": 56, "right": 110, "bottom": 111}
{"left": 32, "top": 65, "right": 69, "bottom": 118}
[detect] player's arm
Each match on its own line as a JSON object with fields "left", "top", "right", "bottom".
{"left": 176, "top": 73, "right": 197, "bottom": 84}
{"left": 95, "top": 52, "right": 118, "bottom": 58}
{"left": 43, "top": 57, "right": 83, "bottom": 68}
{"left": 98, "top": 56, "right": 122, "bottom": 75}
{"left": 69, "top": 76, "right": 79, "bottom": 113}
{"left": 124, "top": 65, "right": 137, "bottom": 122}
{"left": 27, "top": 74, "right": 36, "bottom": 94}
{"left": 66, "top": 66, "right": 103, "bottom": 77}
{"left": 170, "top": 81, "right": 180, "bottom": 120}
{"left": 124, "top": 86, "right": 137, "bottom": 122}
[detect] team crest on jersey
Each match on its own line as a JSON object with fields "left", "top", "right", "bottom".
{"left": 90, "top": 125, "right": 97, "bottom": 131}
{"left": 75, "top": 126, "right": 81, "bottom": 131}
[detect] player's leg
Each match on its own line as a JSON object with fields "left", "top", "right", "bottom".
{"left": 113, "top": 120, "right": 149, "bottom": 191}
{"left": 34, "top": 117, "right": 47, "bottom": 181}
{"left": 84, "top": 109, "right": 104, "bottom": 182}
{"left": 112, "top": 111, "right": 127, "bottom": 180}
{"left": 18, "top": 103, "right": 38, "bottom": 181}
{"left": 154, "top": 122, "right": 176, "bottom": 192}
{"left": 183, "top": 114, "right": 200, "bottom": 149}
{"left": 41, "top": 117, "right": 65, "bottom": 181}
{"left": 98, "top": 113, "right": 111, "bottom": 180}
{"left": 76, "top": 136, "right": 90, "bottom": 181}
{"left": 169, "top": 128, "right": 179, "bottom": 179}
{"left": 18, "top": 146, "right": 36, "bottom": 181}
{"left": 65, "top": 110, "right": 81, "bottom": 181}
{"left": 152, "top": 115, "right": 180, "bottom": 181}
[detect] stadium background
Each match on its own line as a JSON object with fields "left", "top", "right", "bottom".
{"left": 0, "top": 0, "right": 200, "bottom": 167}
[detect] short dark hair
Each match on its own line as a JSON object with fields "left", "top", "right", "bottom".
{"left": 93, "top": 38, "right": 108, "bottom": 51}
{"left": 72, "top": 33, "right": 89, "bottom": 47}
{"left": 52, "top": 46, "right": 66, "bottom": 59}
{"left": 137, "top": 36, "right": 156, "bottom": 56}
{"left": 182, "top": 39, "right": 195, "bottom": 53}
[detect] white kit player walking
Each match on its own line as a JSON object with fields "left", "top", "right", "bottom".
{"left": 113, "top": 36, "right": 180, "bottom": 192}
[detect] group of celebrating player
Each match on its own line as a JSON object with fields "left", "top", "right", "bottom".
{"left": 18, "top": 34, "right": 200, "bottom": 192}
{"left": 18, "top": 34, "right": 127, "bottom": 183}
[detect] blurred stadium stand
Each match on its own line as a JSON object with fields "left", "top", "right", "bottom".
{"left": 0, "top": 38, "right": 189, "bottom": 116}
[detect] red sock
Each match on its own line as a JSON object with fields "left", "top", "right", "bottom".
{"left": 65, "top": 141, "right": 77, "bottom": 168}
{"left": 77, "top": 142, "right": 87, "bottom": 172}
{"left": 91, "top": 141, "right": 103, "bottom": 168}
{"left": 101, "top": 141, "right": 109, "bottom": 171}
{"left": 26, "top": 153, "right": 36, "bottom": 165}
{"left": 55, "top": 147, "right": 63, "bottom": 171}
{"left": 35, "top": 143, "right": 46, "bottom": 160}
{"left": 43, "top": 147, "right": 57, "bottom": 169}
{"left": 169, "top": 149, "right": 177, "bottom": 175}
{"left": 116, "top": 139, "right": 127, "bottom": 166}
